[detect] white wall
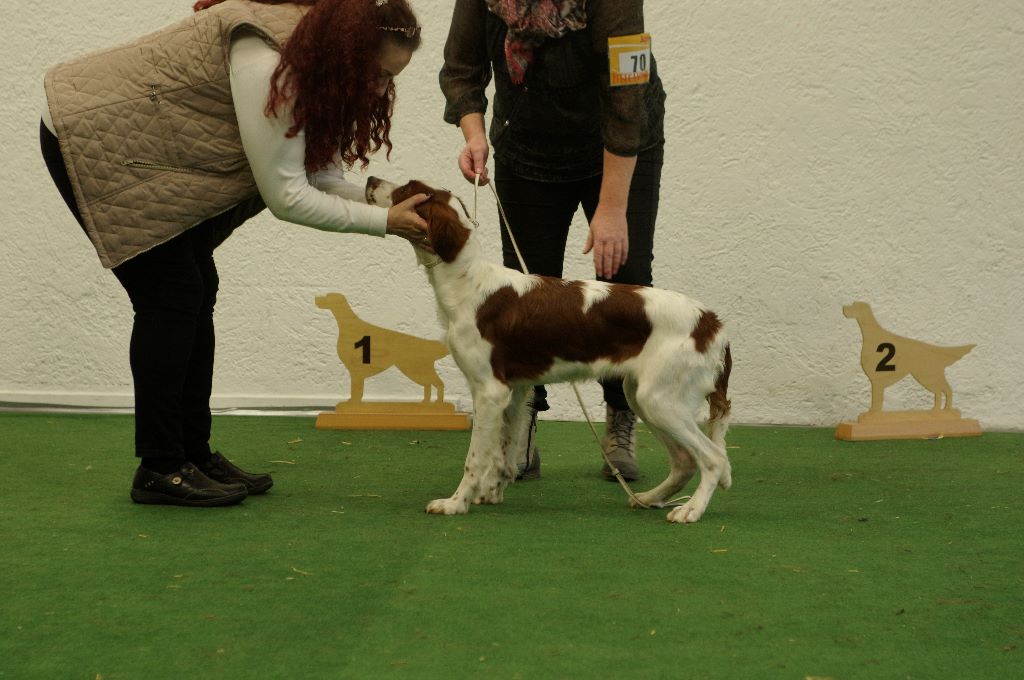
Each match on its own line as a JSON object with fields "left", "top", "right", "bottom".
{"left": 3, "top": 0, "right": 1022, "bottom": 430}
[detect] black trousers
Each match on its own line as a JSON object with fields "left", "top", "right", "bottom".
{"left": 494, "top": 144, "right": 664, "bottom": 412}
{"left": 41, "top": 121, "right": 259, "bottom": 461}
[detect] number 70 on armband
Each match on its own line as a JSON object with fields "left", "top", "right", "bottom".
{"left": 609, "top": 33, "right": 652, "bottom": 87}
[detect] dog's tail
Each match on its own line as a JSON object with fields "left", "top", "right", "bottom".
{"left": 706, "top": 343, "right": 732, "bottom": 447}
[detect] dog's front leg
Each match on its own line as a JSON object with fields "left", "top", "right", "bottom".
{"left": 426, "top": 381, "right": 511, "bottom": 515}
{"left": 462, "top": 384, "right": 531, "bottom": 506}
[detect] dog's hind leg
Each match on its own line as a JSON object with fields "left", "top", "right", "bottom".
{"left": 498, "top": 384, "right": 532, "bottom": 483}
{"left": 705, "top": 344, "right": 732, "bottom": 489}
{"left": 622, "top": 379, "right": 696, "bottom": 508}
{"left": 628, "top": 424, "right": 697, "bottom": 509}
{"left": 638, "top": 386, "right": 729, "bottom": 523}
{"left": 662, "top": 419, "right": 730, "bottom": 524}
{"left": 426, "top": 380, "right": 511, "bottom": 515}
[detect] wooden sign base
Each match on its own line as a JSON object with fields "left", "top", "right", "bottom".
{"left": 316, "top": 400, "right": 471, "bottom": 431}
{"left": 836, "top": 409, "right": 981, "bottom": 441}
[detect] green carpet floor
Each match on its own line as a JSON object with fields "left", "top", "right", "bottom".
{"left": 1, "top": 413, "right": 1021, "bottom": 679}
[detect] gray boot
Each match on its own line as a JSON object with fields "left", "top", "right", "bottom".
{"left": 515, "top": 402, "right": 541, "bottom": 481}
{"left": 600, "top": 406, "right": 639, "bottom": 481}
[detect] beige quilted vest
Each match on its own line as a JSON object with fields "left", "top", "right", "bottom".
{"left": 44, "top": 0, "right": 310, "bottom": 268}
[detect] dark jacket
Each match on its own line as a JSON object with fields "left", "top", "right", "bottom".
{"left": 440, "top": 0, "right": 666, "bottom": 182}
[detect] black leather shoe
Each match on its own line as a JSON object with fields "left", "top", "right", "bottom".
{"left": 130, "top": 463, "right": 248, "bottom": 507}
{"left": 194, "top": 452, "right": 273, "bottom": 495}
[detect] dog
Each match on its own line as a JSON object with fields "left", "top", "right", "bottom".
{"left": 315, "top": 292, "right": 449, "bottom": 404}
{"left": 843, "top": 301, "right": 974, "bottom": 413}
{"left": 367, "top": 178, "right": 732, "bottom": 524}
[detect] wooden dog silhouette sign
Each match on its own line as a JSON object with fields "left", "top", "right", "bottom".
{"left": 835, "top": 301, "right": 981, "bottom": 441}
{"left": 314, "top": 293, "right": 470, "bottom": 430}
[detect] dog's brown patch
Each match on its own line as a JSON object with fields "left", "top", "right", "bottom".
{"left": 391, "top": 179, "right": 437, "bottom": 206}
{"left": 691, "top": 310, "right": 722, "bottom": 353}
{"left": 476, "top": 280, "right": 652, "bottom": 383}
{"left": 393, "top": 180, "right": 470, "bottom": 263}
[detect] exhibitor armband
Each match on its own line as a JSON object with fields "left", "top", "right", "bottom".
{"left": 608, "top": 33, "right": 652, "bottom": 87}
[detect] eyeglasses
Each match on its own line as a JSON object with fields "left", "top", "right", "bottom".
{"left": 378, "top": 26, "right": 421, "bottom": 38}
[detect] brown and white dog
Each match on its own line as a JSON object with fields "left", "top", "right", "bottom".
{"left": 367, "top": 178, "right": 733, "bottom": 523}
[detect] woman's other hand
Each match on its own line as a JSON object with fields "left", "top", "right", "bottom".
{"left": 386, "top": 193, "right": 432, "bottom": 250}
{"left": 582, "top": 205, "right": 629, "bottom": 279}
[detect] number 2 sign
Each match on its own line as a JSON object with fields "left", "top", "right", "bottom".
{"left": 875, "top": 342, "right": 897, "bottom": 372}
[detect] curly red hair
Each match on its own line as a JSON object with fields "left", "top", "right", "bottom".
{"left": 195, "top": 0, "right": 421, "bottom": 171}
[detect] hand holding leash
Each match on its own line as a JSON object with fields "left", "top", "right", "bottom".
{"left": 457, "top": 114, "right": 491, "bottom": 185}
{"left": 459, "top": 140, "right": 490, "bottom": 185}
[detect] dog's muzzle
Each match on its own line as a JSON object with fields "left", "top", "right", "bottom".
{"left": 365, "top": 176, "right": 399, "bottom": 207}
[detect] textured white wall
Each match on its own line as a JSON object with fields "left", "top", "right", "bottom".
{"left": 3, "top": 0, "right": 1022, "bottom": 430}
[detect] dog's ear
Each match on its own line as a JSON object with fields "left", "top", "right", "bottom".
{"left": 422, "top": 201, "right": 471, "bottom": 263}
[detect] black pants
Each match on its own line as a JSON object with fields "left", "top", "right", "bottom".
{"left": 494, "top": 144, "right": 664, "bottom": 412}
{"left": 41, "top": 121, "right": 258, "bottom": 462}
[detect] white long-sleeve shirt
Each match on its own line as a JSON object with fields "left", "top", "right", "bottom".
{"left": 43, "top": 33, "right": 388, "bottom": 237}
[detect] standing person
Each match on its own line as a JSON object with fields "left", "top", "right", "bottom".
{"left": 40, "top": 0, "right": 428, "bottom": 507}
{"left": 439, "top": 0, "right": 666, "bottom": 481}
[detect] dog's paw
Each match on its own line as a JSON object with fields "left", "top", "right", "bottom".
{"left": 628, "top": 490, "right": 664, "bottom": 509}
{"left": 425, "top": 497, "right": 469, "bottom": 515}
{"left": 666, "top": 501, "right": 704, "bottom": 524}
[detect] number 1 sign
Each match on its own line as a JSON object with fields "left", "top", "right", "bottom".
{"left": 314, "top": 293, "right": 470, "bottom": 430}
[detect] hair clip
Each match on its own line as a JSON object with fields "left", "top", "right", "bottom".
{"left": 375, "top": 0, "right": 388, "bottom": 6}
{"left": 378, "top": 25, "right": 421, "bottom": 38}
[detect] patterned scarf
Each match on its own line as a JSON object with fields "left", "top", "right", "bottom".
{"left": 485, "top": 0, "right": 588, "bottom": 84}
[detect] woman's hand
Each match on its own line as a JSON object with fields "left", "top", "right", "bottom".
{"left": 583, "top": 151, "right": 637, "bottom": 279}
{"left": 458, "top": 113, "right": 490, "bottom": 185}
{"left": 458, "top": 137, "right": 490, "bottom": 185}
{"left": 386, "top": 193, "right": 432, "bottom": 251}
{"left": 582, "top": 204, "right": 629, "bottom": 279}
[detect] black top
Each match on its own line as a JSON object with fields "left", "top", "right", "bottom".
{"left": 440, "top": 0, "right": 666, "bottom": 182}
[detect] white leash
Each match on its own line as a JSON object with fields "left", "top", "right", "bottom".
{"left": 473, "top": 173, "right": 688, "bottom": 510}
